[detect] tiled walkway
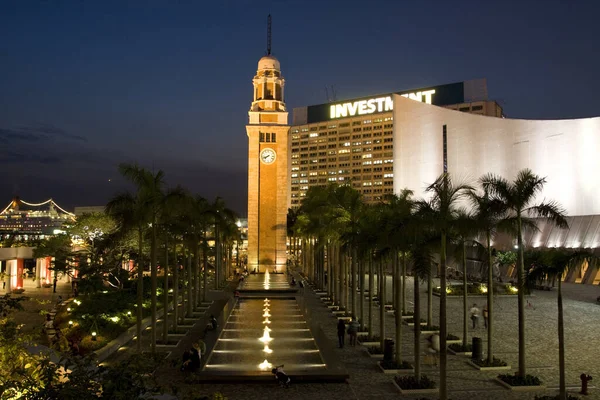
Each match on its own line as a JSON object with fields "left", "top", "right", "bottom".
{"left": 154, "top": 276, "right": 600, "bottom": 400}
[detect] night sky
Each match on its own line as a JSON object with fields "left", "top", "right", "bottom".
{"left": 1, "top": 0, "right": 599, "bottom": 216}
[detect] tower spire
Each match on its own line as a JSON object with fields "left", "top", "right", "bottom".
{"left": 266, "top": 14, "right": 272, "bottom": 55}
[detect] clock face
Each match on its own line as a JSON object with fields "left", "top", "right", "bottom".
{"left": 260, "top": 148, "right": 276, "bottom": 164}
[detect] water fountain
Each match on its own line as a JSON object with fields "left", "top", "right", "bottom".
{"left": 201, "top": 271, "right": 348, "bottom": 382}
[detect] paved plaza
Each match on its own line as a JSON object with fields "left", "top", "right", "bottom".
{"left": 6, "top": 274, "right": 600, "bottom": 399}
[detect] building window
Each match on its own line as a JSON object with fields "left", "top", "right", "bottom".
{"left": 472, "top": 105, "right": 483, "bottom": 111}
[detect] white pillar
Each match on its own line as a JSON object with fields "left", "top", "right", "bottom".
{"left": 35, "top": 258, "right": 42, "bottom": 288}
{"left": 6, "top": 259, "right": 16, "bottom": 293}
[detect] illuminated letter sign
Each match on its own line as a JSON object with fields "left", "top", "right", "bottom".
{"left": 330, "top": 96, "right": 393, "bottom": 119}
{"left": 329, "top": 90, "right": 435, "bottom": 119}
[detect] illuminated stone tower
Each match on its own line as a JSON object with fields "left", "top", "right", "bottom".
{"left": 246, "top": 29, "right": 289, "bottom": 272}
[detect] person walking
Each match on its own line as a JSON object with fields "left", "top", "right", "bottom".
{"left": 483, "top": 303, "right": 489, "bottom": 328}
{"left": 348, "top": 317, "right": 359, "bottom": 346}
{"left": 470, "top": 303, "right": 480, "bottom": 329}
{"left": 427, "top": 333, "right": 440, "bottom": 366}
{"left": 337, "top": 319, "right": 345, "bottom": 348}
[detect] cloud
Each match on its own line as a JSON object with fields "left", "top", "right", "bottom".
{"left": 0, "top": 123, "right": 87, "bottom": 143}
{"left": 0, "top": 150, "right": 62, "bottom": 165}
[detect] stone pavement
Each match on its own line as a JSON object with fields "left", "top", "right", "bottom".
{"left": 8, "top": 273, "right": 600, "bottom": 399}
{"left": 159, "top": 277, "right": 600, "bottom": 400}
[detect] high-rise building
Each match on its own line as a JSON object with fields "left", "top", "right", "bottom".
{"left": 289, "top": 79, "right": 503, "bottom": 206}
{"left": 246, "top": 53, "right": 289, "bottom": 272}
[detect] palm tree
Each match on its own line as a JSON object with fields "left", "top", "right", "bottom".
{"left": 411, "top": 241, "right": 435, "bottom": 381}
{"left": 448, "top": 209, "right": 475, "bottom": 350}
{"left": 106, "top": 186, "right": 149, "bottom": 354}
{"left": 382, "top": 190, "right": 414, "bottom": 365}
{"left": 415, "top": 173, "right": 473, "bottom": 400}
{"left": 108, "top": 163, "right": 175, "bottom": 353}
{"left": 526, "top": 249, "right": 598, "bottom": 400}
{"left": 482, "top": 169, "right": 568, "bottom": 377}
{"left": 468, "top": 187, "right": 506, "bottom": 363}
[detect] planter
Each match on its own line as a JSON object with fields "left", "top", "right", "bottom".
{"left": 446, "top": 339, "right": 462, "bottom": 345}
{"left": 493, "top": 377, "right": 546, "bottom": 391}
{"left": 392, "top": 379, "right": 438, "bottom": 395}
{"left": 447, "top": 348, "right": 472, "bottom": 356}
{"left": 378, "top": 362, "right": 413, "bottom": 374}
{"left": 358, "top": 341, "right": 379, "bottom": 347}
{"left": 467, "top": 360, "right": 511, "bottom": 371}
{"left": 365, "top": 349, "right": 383, "bottom": 359}
{"left": 405, "top": 321, "right": 427, "bottom": 327}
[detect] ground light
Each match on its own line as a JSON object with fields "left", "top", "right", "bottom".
{"left": 91, "top": 332, "right": 97, "bottom": 341}
{"left": 258, "top": 359, "right": 272, "bottom": 370}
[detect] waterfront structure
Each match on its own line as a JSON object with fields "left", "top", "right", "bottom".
{"left": 290, "top": 79, "right": 502, "bottom": 206}
{"left": 0, "top": 197, "right": 75, "bottom": 239}
{"left": 246, "top": 51, "right": 289, "bottom": 272}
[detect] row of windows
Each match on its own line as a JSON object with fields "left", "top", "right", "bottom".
{"left": 259, "top": 132, "right": 277, "bottom": 143}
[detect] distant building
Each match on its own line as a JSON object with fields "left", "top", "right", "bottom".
{"left": 0, "top": 197, "right": 75, "bottom": 240}
{"left": 290, "top": 79, "right": 503, "bottom": 206}
{"left": 74, "top": 206, "right": 105, "bottom": 216}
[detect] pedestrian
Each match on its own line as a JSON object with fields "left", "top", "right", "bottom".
{"left": 337, "top": 319, "right": 345, "bottom": 348}
{"left": 181, "top": 343, "right": 201, "bottom": 371}
{"left": 426, "top": 333, "right": 440, "bottom": 366}
{"left": 347, "top": 317, "right": 359, "bottom": 346}
{"left": 470, "top": 303, "right": 480, "bottom": 329}
{"left": 483, "top": 303, "right": 489, "bottom": 328}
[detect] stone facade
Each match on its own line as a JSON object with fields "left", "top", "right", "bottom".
{"left": 246, "top": 55, "right": 289, "bottom": 272}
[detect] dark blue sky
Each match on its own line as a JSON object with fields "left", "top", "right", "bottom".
{"left": 1, "top": 0, "right": 599, "bottom": 215}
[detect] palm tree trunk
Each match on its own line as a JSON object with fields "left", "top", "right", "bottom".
{"left": 136, "top": 227, "right": 144, "bottom": 353}
{"left": 462, "top": 242, "right": 468, "bottom": 348}
{"left": 402, "top": 253, "right": 407, "bottom": 315}
{"left": 214, "top": 226, "right": 220, "bottom": 289}
{"left": 414, "top": 269, "right": 421, "bottom": 380}
{"left": 180, "top": 246, "right": 186, "bottom": 322}
{"left": 172, "top": 241, "right": 179, "bottom": 332}
{"left": 517, "top": 216, "right": 526, "bottom": 377}
{"left": 379, "top": 259, "right": 385, "bottom": 351}
{"left": 194, "top": 245, "right": 200, "bottom": 308}
{"left": 186, "top": 251, "right": 193, "bottom": 317}
{"left": 150, "top": 222, "right": 158, "bottom": 353}
{"left": 359, "top": 259, "right": 365, "bottom": 330}
{"left": 440, "top": 232, "right": 448, "bottom": 400}
{"left": 203, "top": 238, "right": 208, "bottom": 302}
{"left": 395, "top": 251, "right": 403, "bottom": 364}
{"left": 162, "top": 234, "right": 169, "bottom": 343}
{"left": 351, "top": 247, "right": 357, "bottom": 318}
{"left": 343, "top": 251, "right": 349, "bottom": 314}
{"left": 558, "top": 277, "right": 566, "bottom": 399}
{"left": 427, "top": 272, "right": 433, "bottom": 326}
{"left": 486, "top": 231, "right": 494, "bottom": 364}
{"left": 368, "top": 256, "right": 374, "bottom": 336}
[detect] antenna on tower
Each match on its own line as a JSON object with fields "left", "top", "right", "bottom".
{"left": 325, "top": 85, "right": 337, "bottom": 102}
{"left": 266, "top": 14, "right": 272, "bottom": 55}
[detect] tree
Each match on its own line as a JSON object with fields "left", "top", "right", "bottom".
{"left": 482, "top": 169, "right": 568, "bottom": 377}
{"left": 33, "top": 234, "right": 73, "bottom": 293}
{"left": 415, "top": 173, "right": 473, "bottom": 400}
{"left": 469, "top": 186, "right": 507, "bottom": 363}
{"left": 382, "top": 190, "right": 414, "bottom": 365}
{"left": 526, "top": 249, "right": 598, "bottom": 400}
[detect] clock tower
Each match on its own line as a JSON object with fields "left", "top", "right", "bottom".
{"left": 246, "top": 45, "right": 289, "bottom": 272}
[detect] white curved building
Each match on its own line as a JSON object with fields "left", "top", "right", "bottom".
{"left": 393, "top": 95, "right": 600, "bottom": 282}
{"left": 393, "top": 94, "right": 600, "bottom": 217}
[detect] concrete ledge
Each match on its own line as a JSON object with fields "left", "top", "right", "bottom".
{"left": 378, "top": 362, "right": 413, "bottom": 374}
{"left": 392, "top": 379, "right": 438, "bottom": 395}
{"left": 447, "top": 348, "right": 472, "bottom": 356}
{"left": 359, "top": 341, "right": 379, "bottom": 347}
{"left": 94, "top": 306, "right": 169, "bottom": 363}
{"left": 467, "top": 360, "right": 511, "bottom": 371}
{"left": 493, "top": 377, "right": 546, "bottom": 391}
